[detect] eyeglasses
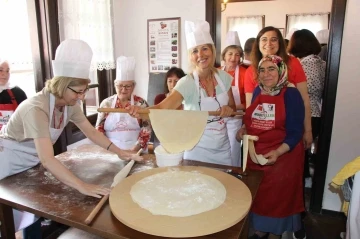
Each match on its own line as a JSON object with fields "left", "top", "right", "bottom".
{"left": 116, "top": 84, "right": 133, "bottom": 90}
{"left": 206, "top": 97, "right": 223, "bottom": 124}
{"left": 258, "top": 66, "right": 278, "bottom": 75}
{"left": 67, "top": 86, "right": 89, "bottom": 96}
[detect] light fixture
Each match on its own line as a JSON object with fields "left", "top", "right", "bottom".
{"left": 221, "top": 0, "right": 228, "bottom": 12}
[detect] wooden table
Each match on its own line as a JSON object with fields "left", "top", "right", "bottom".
{"left": 0, "top": 144, "right": 263, "bottom": 239}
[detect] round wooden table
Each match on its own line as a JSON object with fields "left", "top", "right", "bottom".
{"left": 109, "top": 166, "right": 252, "bottom": 238}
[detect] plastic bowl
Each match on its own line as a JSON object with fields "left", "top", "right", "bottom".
{"left": 154, "top": 145, "right": 184, "bottom": 167}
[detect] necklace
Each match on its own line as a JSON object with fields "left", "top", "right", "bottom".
{"left": 53, "top": 107, "right": 64, "bottom": 129}
{"left": 199, "top": 77, "right": 217, "bottom": 97}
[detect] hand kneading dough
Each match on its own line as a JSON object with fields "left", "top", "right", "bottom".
{"left": 149, "top": 109, "right": 208, "bottom": 153}
{"left": 242, "top": 135, "right": 268, "bottom": 171}
{"left": 130, "top": 171, "right": 226, "bottom": 217}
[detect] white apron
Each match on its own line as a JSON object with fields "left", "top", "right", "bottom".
{"left": 0, "top": 93, "right": 67, "bottom": 231}
{"left": 103, "top": 95, "right": 140, "bottom": 150}
{"left": 0, "top": 89, "right": 18, "bottom": 130}
{"left": 222, "top": 66, "right": 242, "bottom": 166}
{"left": 184, "top": 71, "right": 231, "bottom": 166}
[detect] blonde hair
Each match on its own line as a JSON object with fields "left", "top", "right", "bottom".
{"left": 221, "top": 45, "right": 244, "bottom": 64}
{"left": 45, "top": 76, "right": 90, "bottom": 98}
{"left": 188, "top": 44, "right": 218, "bottom": 75}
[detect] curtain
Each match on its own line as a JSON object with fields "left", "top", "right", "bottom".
{"left": 227, "top": 16, "right": 263, "bottom": 49}
{"left": 0, "top": 0, "right": 33, "bottom": 71}
{"left": 58, "top": 0, "right": 115, "bottom": 83}
{"left": 287, "top": 13, "right": 329, "bottom": 36}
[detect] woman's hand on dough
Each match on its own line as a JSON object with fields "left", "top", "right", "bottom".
{"left": 125, "top": 105, "right": 142, "bottom": 118}
{"left": 77, "top": 183, "right": 111, "bottom": 198}
{"left": 219, "top": 105, "right": 233, "bottom": 117}
{"left": 118, "top": 150, "right": 143, "bottom": 162}
{"left": 263, "top": 150, "right": 280, "bottom": 165}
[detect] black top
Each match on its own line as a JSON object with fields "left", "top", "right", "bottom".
{"left": 0, "top": 86, "right": 27, "bottom": 105}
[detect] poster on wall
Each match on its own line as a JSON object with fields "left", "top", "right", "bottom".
{"left": 147, "top": 17, "right": 181, "bottom": 73}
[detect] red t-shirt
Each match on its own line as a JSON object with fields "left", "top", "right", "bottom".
{"left": 244, "top": 56, "right": 307, "bottom": 93}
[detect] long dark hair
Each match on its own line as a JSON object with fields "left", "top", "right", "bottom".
{"left": 251, "top": 26, "right": 289, "bottom": 72}
{"left": 164, "top": 67, "right": 186, "bottom": 93}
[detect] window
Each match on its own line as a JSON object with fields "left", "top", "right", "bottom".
{"left": 286, "top": 13, "right": 330, "bottom": 36}
{"left": 0, "top": 0, "right": 37, "bottom": 98}
{"left": 227, "top": 15, "right": 265, "bottom": 49}
{"left": 58, "top": 0, "right": 115, "bottom": 116}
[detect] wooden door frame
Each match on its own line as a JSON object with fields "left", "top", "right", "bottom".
{"left": 206, "top": 0, "right": 347, "bottom": 213}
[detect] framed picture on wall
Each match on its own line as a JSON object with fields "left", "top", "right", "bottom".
{"left": 147, "top": 17, "right": 181, "bottom": 73}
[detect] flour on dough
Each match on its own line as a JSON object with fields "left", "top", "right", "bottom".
{"left": 130, "top": 171, "right": 226, "bottom": 217}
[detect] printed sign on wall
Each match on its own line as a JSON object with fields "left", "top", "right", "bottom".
{"left": 147, "top": 17, "right": 181, "bottom": 73}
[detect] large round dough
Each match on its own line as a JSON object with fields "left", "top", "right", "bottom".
{"left": 130, "top": 170, "right": 226, "bottom": 217}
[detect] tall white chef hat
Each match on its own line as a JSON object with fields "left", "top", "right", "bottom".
{"left": 52, "top": 39, "right": 93, "bottom": 79}
{"left": 316, "top": 29, "right": 330, "bottom": 44}
{"left": 114, "top": 56, "right": 136, "bottom": 83}
{"left": 185, "top": 20, "right": 214, "bottom": 50}
{"left": 285, "top": 28, "right": 299, "bottom": 40}
{"left": 225, "top": 31, "right": 241, "bottom": 47}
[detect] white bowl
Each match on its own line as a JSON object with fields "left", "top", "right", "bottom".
{"left": 154, "top": 145, "right": 184, "bottom": 167}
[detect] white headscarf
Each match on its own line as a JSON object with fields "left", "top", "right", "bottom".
{"left": 0, "top": 58, "right": 11, "bottom": 93}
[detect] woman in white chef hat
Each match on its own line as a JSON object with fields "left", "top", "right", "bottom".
{"left": 221, "top": 31, "right": 247, "bottom": 166}
{"left": 129, "top": 20, "right": 236, "bottom": 166}
{"left": 96, "top": 56, "right": 152, "bottom": 152}
{"left": 0, "top": 39, "right": 142, "bottom": 195}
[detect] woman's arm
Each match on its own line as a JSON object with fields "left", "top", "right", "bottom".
{"left": 149, "top": 90, "right": 183, "bottom": 110}
{"left": 134, "top": 98, "right": 152, "bottom": 151}
{"left": 296, "top": 81, "right": 313, "bottom": 149}
{"left": 34, "top": 138, "right": 110, "bottom": 198}
{"left": 264, "top": 88, "right": 305, "bottom": 164}
{"left": 76, "top": 119, "right": 143, "bottom": 161}
{"left": 95, "top": 97, "right": 112, "bottom": 133}
{"left": 227, "top": 89, "right": 237, "bottom": 111}
{"left": 245, "top": 93, "right": 253, "bottom": 108}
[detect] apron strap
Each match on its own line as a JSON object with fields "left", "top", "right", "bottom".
{"left": 7, "top": 89, "right": 18, "bottom": 108}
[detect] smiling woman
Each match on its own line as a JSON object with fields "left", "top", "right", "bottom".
{"left": 96, "top": 56, "right": 152, "bottom": 153}
{"left": 128, "top": 20, "right": 238, "bottom": 166}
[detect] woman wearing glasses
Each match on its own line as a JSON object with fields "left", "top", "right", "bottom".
{"left": 237, "top": 55, "right": 305, "bottom": 239}
{"left": 0, "top": 40, "right": 142, "bottom": 197}
{"left": 129, "top": 20, "right": 235, "bottom": 166}
{"left": 244, "top": 26, "right": 313, "bottom": 151}
{"left": 96, "top": 56, "right": 152, "bottom": 152}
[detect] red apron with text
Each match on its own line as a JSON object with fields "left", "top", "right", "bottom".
{"left": 0, "top": 89, "right": 18, "bottom": 130}
{"left": 244, "top": 87, "right": 304, "bottom": 217}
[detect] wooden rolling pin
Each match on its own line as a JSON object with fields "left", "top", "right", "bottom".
{"left": 97, "top": 108, "right": 245, "bottom": 116}
{"left": 84, "top": 148, "right": 143, "bottom": 225}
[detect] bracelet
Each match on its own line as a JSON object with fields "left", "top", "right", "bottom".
{"left": 106, "top": 142, "right": 113, "bottom": 150}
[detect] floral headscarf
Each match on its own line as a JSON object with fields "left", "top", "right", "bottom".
{"left": 258, "top": 55, "right": 293, "bottom": 96}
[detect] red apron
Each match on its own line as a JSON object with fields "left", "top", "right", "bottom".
{"left": 244, "top": 87, "right": 304, "bottom": 218}
{"left": 0, "top": 89, "right": 18, "bottom": 130}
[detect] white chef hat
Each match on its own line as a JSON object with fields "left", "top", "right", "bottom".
{"left": 285, "top": 28, "right": 299, "bottom": 40}
{"left": 52, "top": 39, "right": 93, "bottom": 79}
{"left": 316, "top": 29, "right": 329, "bottom": 44}
{"left": 225, "top": 31, "right": 241, "bottom": 47}
{"left": 185, "top": 20, "right": 214, "bottom": 50}
{"left": 114, "top": 56, "right": 136, "bottom": 83}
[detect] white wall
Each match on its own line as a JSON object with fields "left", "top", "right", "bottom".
{"left": 221, "top": 0, "right": 332, "bottom": 50}
{"left": 112, "top": 0, "right": 205, "bottom": 99}
{"left": 322, "top": 0, "right": 360, "bottom": 211}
